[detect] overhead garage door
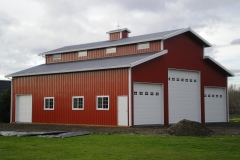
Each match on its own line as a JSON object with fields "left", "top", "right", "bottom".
{"left": 205, "top": 87, "right": 227, "bottom": 122}
{"left": 16, "top": 95, "right": 32, "bottom": 123}
{"left": 134, "top": 83, "right": 163, "bottom": 125}
{"left": 168, "top": 69, "right": 201, "bottom": 123}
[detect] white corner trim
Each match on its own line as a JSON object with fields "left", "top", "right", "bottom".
{"left": 130, "top": 50, "right": 168, "bottom": 67}
{"left": 204, "top": 56, "right": 234, "bottom": 76}
{"left": 128, "top": 68, "right": 132, "bottom": 126}
{"left": 161, "top": 40, "right": 164, "bottom": 50}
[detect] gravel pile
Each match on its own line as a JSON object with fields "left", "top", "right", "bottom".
{"left": 167, "top": 119, "right": 214, "bottom": 136}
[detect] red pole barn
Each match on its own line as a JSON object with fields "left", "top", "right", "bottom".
{"left": 6, "top": 28, "right": 234, "bottom": 126}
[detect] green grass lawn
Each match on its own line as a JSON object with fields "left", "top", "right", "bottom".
{"left": 1, "top": 134, "right": 240, "bottom": 160}
{"left": 230, "top": 115, "right": 240, "bottom": 122}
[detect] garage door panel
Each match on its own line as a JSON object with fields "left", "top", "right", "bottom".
{"left": 168, "top": 70, "right": 200, "bottom": 123}
{"left": 134, "top": 83, "right": 163, "bottom": 125}
{"left": 205, "top": 87, "right": 226, "bottom": 122}
{"left": 16, "top": 95, "right": 32, "bottom": 123}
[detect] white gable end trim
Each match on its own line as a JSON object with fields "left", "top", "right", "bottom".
{"left": 131, "top": 50, "right": 168, "bottom": 67}
{"left": 163, "top": 28, "right": 212, "bottom": 47}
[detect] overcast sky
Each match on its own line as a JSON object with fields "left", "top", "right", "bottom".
{"left": 0, "top": 0, "right": 240, "bottom": 86}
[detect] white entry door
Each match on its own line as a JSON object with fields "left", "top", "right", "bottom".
{"left": 168, "top": 69, "right": 201, "bottom": 123}
{"left": 205, "top": 87, "right": 227, "bottom": 122}
{"left": 16, "top": 95, "right": 32, "bottom": 123}
{"left": 118, "top": 96, "right": 128, "bottom": 126}
{"left": 134, "top": 83, "right": 164, "bottom": 125}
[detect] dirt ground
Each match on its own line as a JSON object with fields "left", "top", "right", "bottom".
{"left": 0, "top": 122, "right": 240, "bottom": 136}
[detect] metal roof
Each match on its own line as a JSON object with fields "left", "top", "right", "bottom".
{"left": 106, "top": 28, "right": 131, "bottom": 34}
{"left": 6, "top": 50, "right": 168, "bottom": 78}
{"left": 204, "top": 56, "right": 234, "bottom": 77}
{"left": 39, "top": 28, "right": 211, "bottom": 56}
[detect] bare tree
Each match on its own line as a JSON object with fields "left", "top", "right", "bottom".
{"left": 229, "top": 84, "right": 240, "bottom": 115}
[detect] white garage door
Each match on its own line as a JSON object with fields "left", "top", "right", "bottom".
{"left": 205, "top": 87, "right": 227, "bottom": 122}
{"left": 16, "top": 95, "right": 32, "bottom": 123}
{"left": 168, "top": 69, "right": 201, "bottom": 123}
{"left": 134, "top": 83, "right": 163, "bottom": 125}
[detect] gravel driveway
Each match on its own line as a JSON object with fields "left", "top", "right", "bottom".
{"left": 1, "top": 122, "right": 240, "bottom": 136}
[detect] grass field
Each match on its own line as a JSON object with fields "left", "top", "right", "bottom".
{"left": 230, "top": 115, "right": 240, "bottom": 122}
{"left": 1, "top": 134, "right": 240, "bottom": 160}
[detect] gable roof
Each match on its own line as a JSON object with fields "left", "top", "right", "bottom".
{"left": 6, "top": 50, "right": 168, "bottom": 78}
{"left": 40, "top": 28, "right": 211, "bottom": 56}
{"left": 204, "top": 56, "right": 234, "bottom": 76}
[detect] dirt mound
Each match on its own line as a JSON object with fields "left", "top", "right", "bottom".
{"left": 168, "top": 119, "right": 214, "bottom": 136}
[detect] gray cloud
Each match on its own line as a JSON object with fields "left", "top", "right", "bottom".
{"left": 0, "top": 0, "right": 240, "bottom": 86}
{"left": 231, "top": 39, "right": 240, "bottom": 45}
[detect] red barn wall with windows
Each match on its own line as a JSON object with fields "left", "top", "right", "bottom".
{"left": 132, "top": 33, "right": 228, "bottom": 125}
{"left": 12, "top": 68, "right": 129, "bottom": 125}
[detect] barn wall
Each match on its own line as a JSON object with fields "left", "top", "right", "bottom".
{"left": 132, "top": 32, "right": 227, "bottom": 125}
{"left": 12, "top": 68, "right": 129, "bottom": 126}
{"left": 46, "top": 41, "right": 161, "bottom": 64}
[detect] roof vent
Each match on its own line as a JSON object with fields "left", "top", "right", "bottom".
{"left": 106, "top": 28, "right": 131, "bottom": 41}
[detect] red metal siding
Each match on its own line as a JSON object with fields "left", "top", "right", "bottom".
{"left": 12, "top": 69, "right": 129, "bottom": 126}
{"left": 46, "top": 41, "right": 161, "bottom": 64}
{"left": 110, "top": 32, "right": 120, "bottom": 40}
{"left": 122, "top": 31, "right": 128, "bottom": 38}
{"left": 132, "top": 33, "right": 228, "bottom": 125}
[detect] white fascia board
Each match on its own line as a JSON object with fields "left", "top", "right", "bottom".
{"left": 204, "top": 56, "right": 234, "bottom": 76}
{"left": 5, "top": 65, "right": 130, "bottom": 78}
{"left": 163, "top": 28, "right": 212, "bottom": 47}
{"left": 130, "top": 50, "right": 168, "bottom": 67}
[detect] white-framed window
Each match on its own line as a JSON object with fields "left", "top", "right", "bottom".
{"left": 137, "top": 42, "right": 150, "bottom": 50}
{"left": 78, "top": 51, "right": 87, "bottom": 57}
{"left": 53, "top": 54, "right": 61, "bottom": 60}
{"left": 96, "top": 96, "right": 109, "bottom": 110}
{"left": 72, "top": 96, "right": 84, "bottom": 110}
{"left": 106, "top": 47, "right": 116, "bottom": 54}
{"left": 44, "top": 97, "right": 54, "bottom": 110}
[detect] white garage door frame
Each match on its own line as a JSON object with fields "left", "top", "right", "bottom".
{"left": 204, "top": 86, "right": 227, "bottom": 123}
{"left": 168, "top": 68, "right": 201, "bottom": 124}
{"left": 133, "top": 82, "right": 164, "bottom": 125}
{"left": 15, "top": 94, "right": 32, "bottom": 123}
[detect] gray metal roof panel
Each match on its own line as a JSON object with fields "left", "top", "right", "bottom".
{"left": 6, "top": 51, "right": 167, "bottom": 77}
{"left": 40, "top": 29, "right": 182, "bottom": 56}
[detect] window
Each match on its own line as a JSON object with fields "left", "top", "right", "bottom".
{"left": 156, "top": 92, "right": 159, "bottom": 96}
{"left": 176, "top": 78, "right": 180, "bottom": 81}
{"left": 137, "top": 42, "right": 150, "bottom": 50}
{"left": 44, "top": 97, "right": 54, "bottom": 110}
{"left": 168, "top": 77, "right": 171, "bottom": 81}
{"left": 185, "top": 79, "right": 188, "bottom": 82}
{"left": 78, "top": 51, "right": 87, "bottom": 57}
{"left": 172, "top": 78, "right": 175, "bottom": 81}
{"left": 145, "top": 92, "right": 148, "bottom": 95}
{"left": 134, "top": 92, "right": 137, "bottom": 95}
{"left": 53, "top": 54, "right": 61, "bottom": 60}
{"left": 190, "top": 79, "right": 193, "bottom": 82}
{"left": 181, "top": 78, "right": 184, "bottom": 82}
{"left": 139, "top": 92, "right": 143, "bottom": 95}
{"left": 194, "top": 79, "right": 197, "bottom": 82}
{"left": 72, "top": 96, "right": 84, "bottom": 110}
{"left": 97, "top": 96, "right": 109, "bottom": 110}
{"left": 216, "top": 95, "right": 219, "bottom": 98}
{"left": 106, "top": 47, "right": 116, "bottom": 54}
{"left": 150, "top": 92, "right": 154, "bottom": 96}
